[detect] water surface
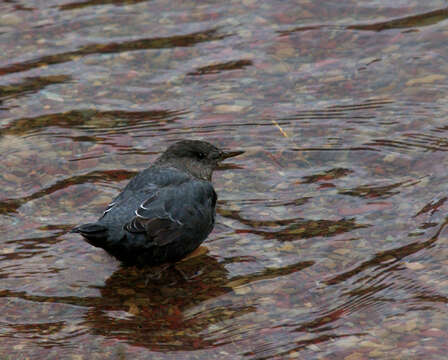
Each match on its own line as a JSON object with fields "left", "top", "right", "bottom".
{"left": 1, "top": 0, "right": 448, "bottom": 359}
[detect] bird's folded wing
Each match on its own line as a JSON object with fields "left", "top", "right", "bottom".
{"left": 124, "top": 180, "right": 216, "bottom": 246}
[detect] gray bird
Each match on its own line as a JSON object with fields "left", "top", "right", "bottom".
{"left": 71, "top": 140, "right": 243, "bottom": 267}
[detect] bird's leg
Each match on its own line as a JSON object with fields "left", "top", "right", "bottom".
{"left": 171, "top": 263, "right": 204, "bottom": 282}
{"left": 144, "top": 263, "right": 170, "bottom": 286}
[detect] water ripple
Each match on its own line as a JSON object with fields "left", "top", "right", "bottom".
{"left": 0, "top": 28, "right": 228, "bottom": 76}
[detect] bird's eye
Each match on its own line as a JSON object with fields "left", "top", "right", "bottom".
{"left": 197, "top": 152, "right": 206, "bottom": 159}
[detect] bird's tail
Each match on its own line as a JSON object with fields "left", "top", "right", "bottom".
{"left": 70, "top": 222, "right": 108, "bottom": 247}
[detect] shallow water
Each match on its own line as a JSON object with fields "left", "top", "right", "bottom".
{"left": 1, "top": 1, "right": 448, "bottom": 359}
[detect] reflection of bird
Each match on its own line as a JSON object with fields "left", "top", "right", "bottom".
{"left": 85, "top": 254, "right": 313, "bottom": 352}
{"left": 86, "top": 253, "right": 239, "bottom": 351}
{"left": 71, "top": 140, "right": 243, "bottom": 267}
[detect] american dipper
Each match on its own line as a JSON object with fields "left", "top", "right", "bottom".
{"left": 71, "top": 140, "right": 243, "bottom": 267}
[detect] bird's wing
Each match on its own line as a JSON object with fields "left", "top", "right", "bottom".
{"left": 124, "top": 180, "right": 216, "bottom": 246}
{"left": 99, "top": 182, "right": 160, "bottom": 220}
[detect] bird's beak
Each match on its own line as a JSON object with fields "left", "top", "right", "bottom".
{"left": 219, "top": 150, "right": 244, "bottom": 161}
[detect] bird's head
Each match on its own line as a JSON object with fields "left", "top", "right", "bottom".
{"left": 156, "top": 140, "right": 244, "bottom": 180}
